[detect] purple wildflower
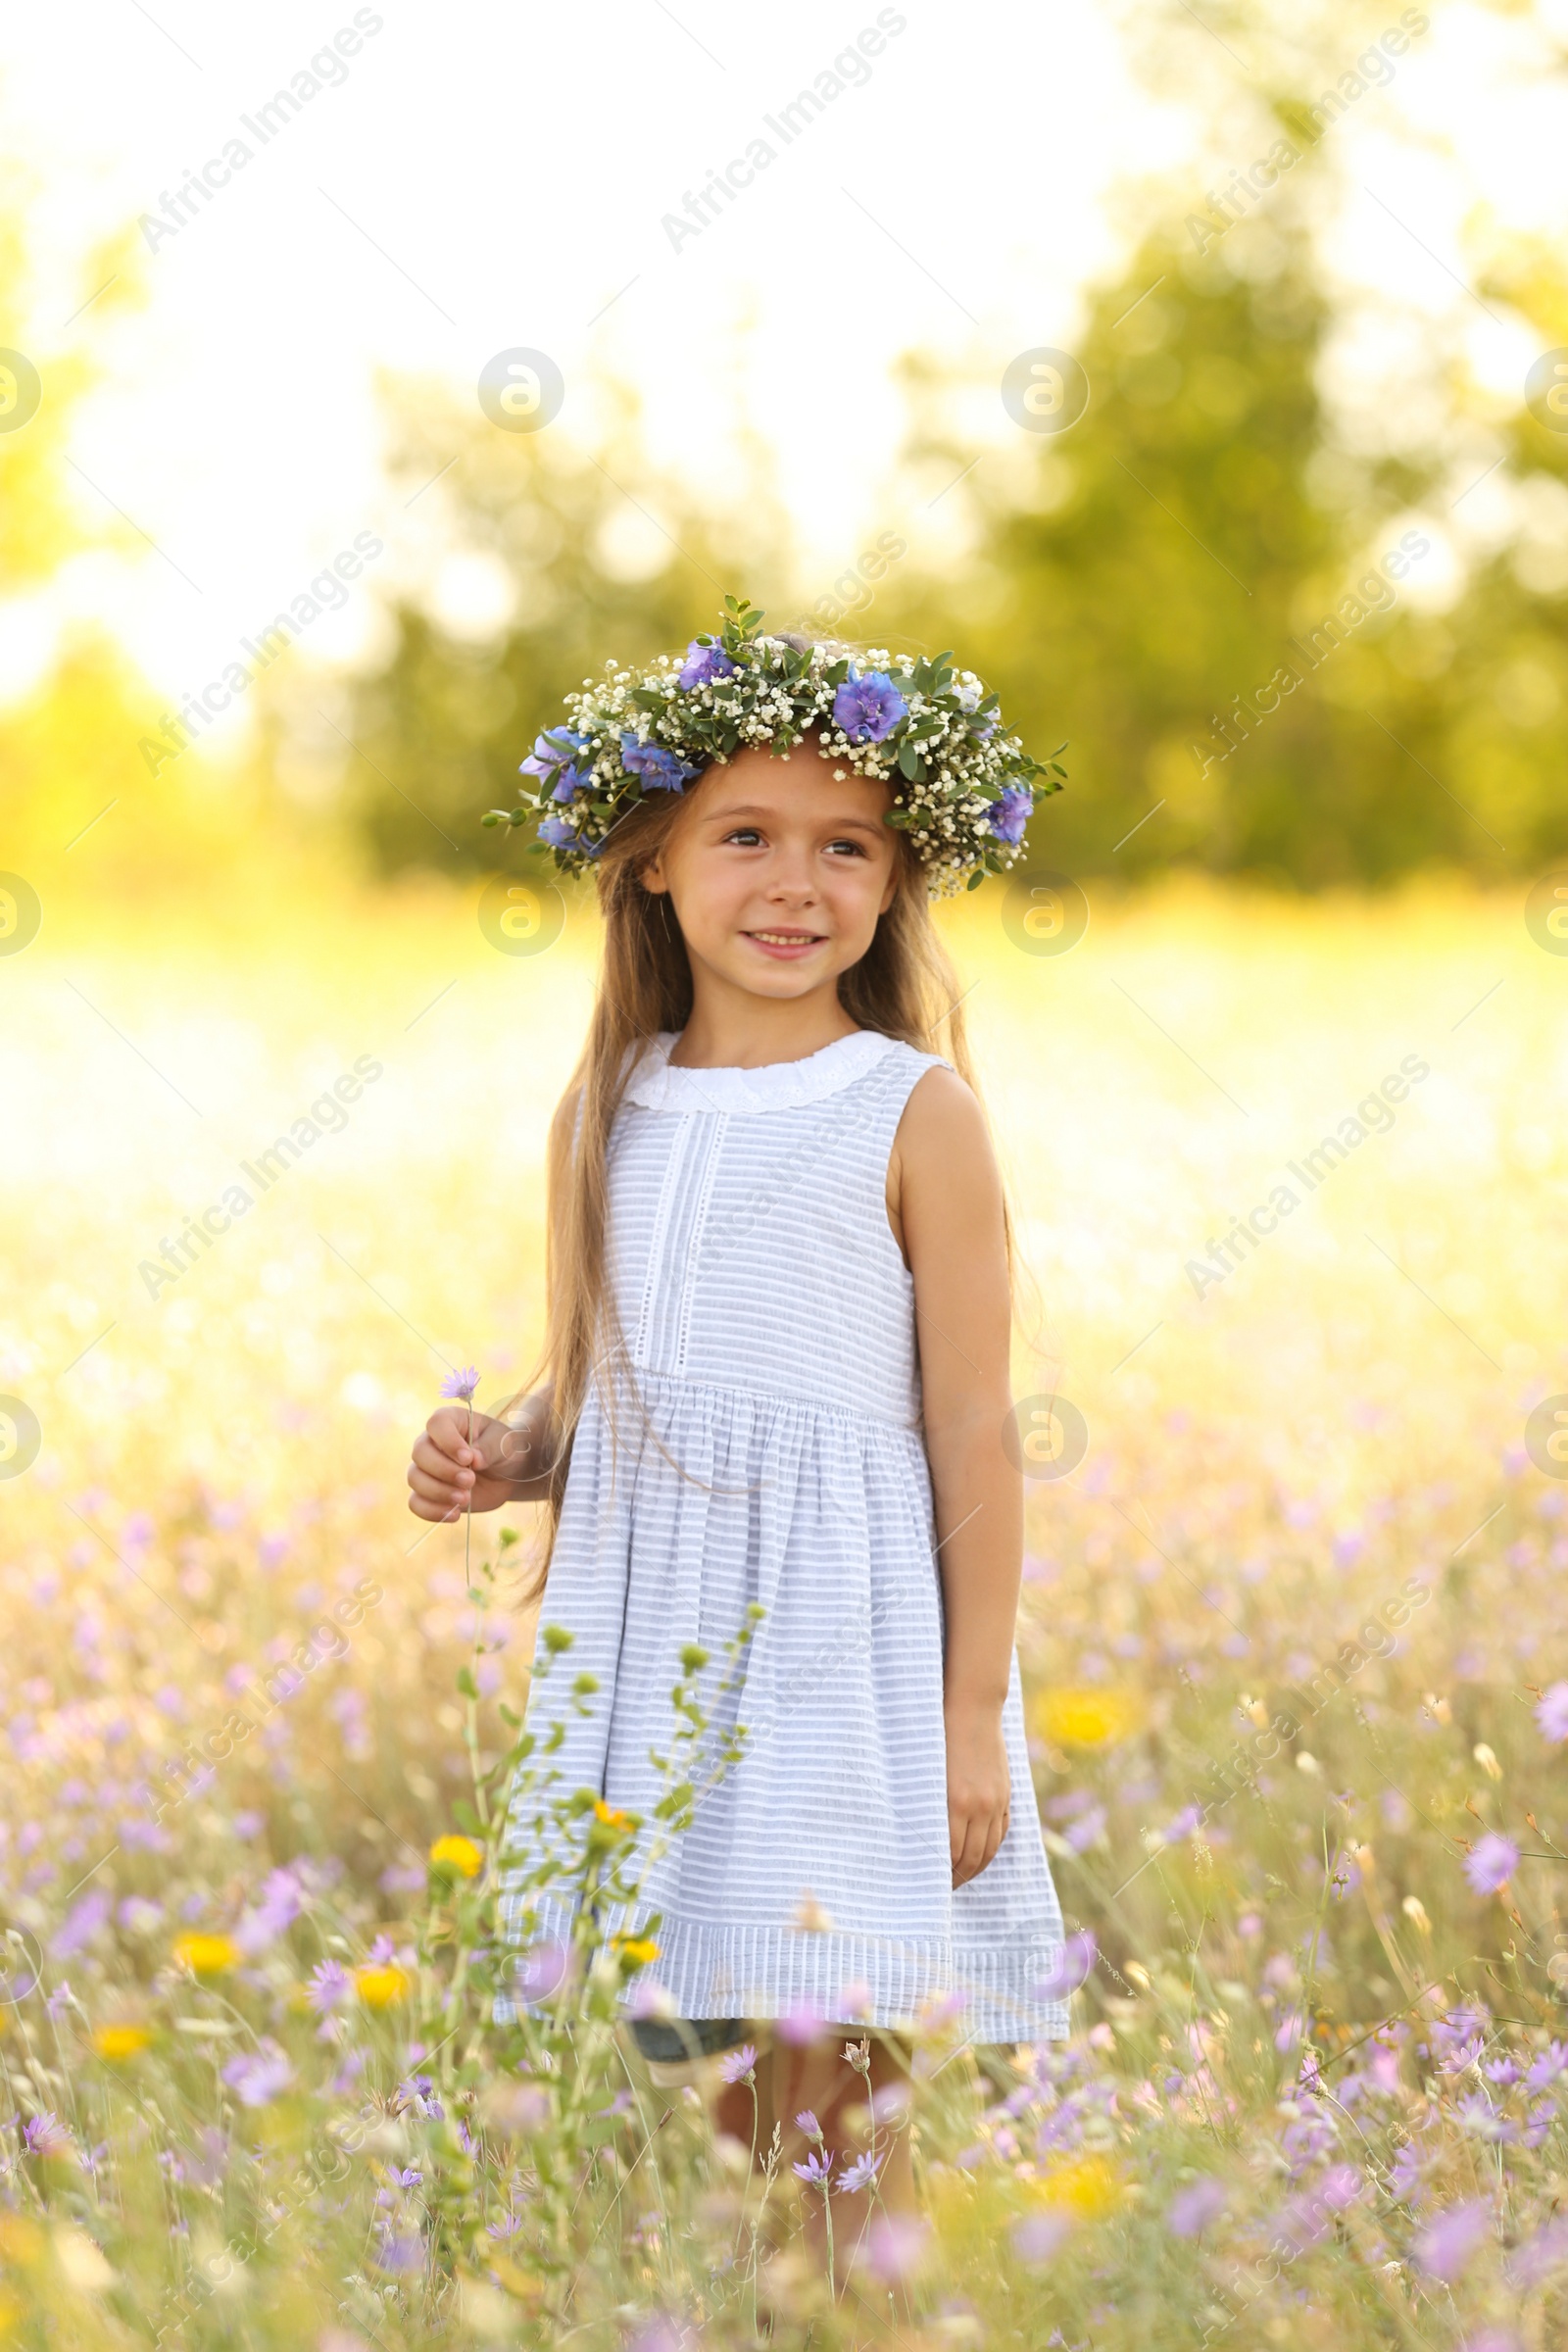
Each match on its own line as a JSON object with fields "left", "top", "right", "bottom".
{"left": 858, "top": 2213, "right": 929, "bottom": 2284}
{"left": 1167, "top": 2178, "right": 1227, "bottom": 2236}
{"left": 50, "top": 1887, "right": 113, "bottom": 1960}
{"left": 793, "top": 2147, "right": 834, "bottom": 2184}
{"left": 1510, "top": 2216, "right": 1568, "bottom": 2288}
{"left": 676, "top": 638, "right": 736, "bottom": 691}
{"left": 836, "top": 2152, "right": 881, "bottom": 2194}
{"left": 22, "top": 2112, "right": 74, "bottom": 2158}
{"left": 236, "top": 1867, "right": 305, "bottom": 1954}
{"left": 987, "top": 786, "right": 1033, "bottom": 845}
{"left": 718, "top": 2041, "right": 758, "bottom": 2085}
{"left": 1455, "top": 2091, "right": 1519, "bottom": 2143}
{"left": 1036, "top": 1931, "right": 1096, "bottom": 2002}
{"left": 775, "top": 1996, "right": 826, "bottom": 2045}
{"left": 487, "top": 2205, "right": 525, "bottom": 2240}
{"left": 619, "top": 732, "right": 700, "bottom": 790}
{"left": 1526, "top": 2039, "right": 1568, "bottom": 2090}
{"left": 373, "top": 2229, "right": 424, "bottom": 2275}
{"left": 306, "top": 1958, "right": 354, "bottom": 2014}
{"left": 519, "top": 728, "right": 593, "bottom": 802}
{"left": 221, "top": 2039, "right": 294, "bottom": 2108}
{"left": 516, "top": 1937, "right": 570, "bottom": 2001}
{"left": 1064, "top": 1805, "right": 1107, "bottom": 1852}
{"left": 1012, "top": 2211, "right": 1072, "bottom": 2262}
{"left": 795, "top": 2109, "right": 822, "bottom": 2140}
{"left": 1536, "top": 1683, "right": 1568, "bottom": 1743}
{"left": 832, "top": 668, "right": 906, "bottom": 745}
{"left": 1464, "top": 1834, "right": 1519, "bottom": 1895}
{"left": 1412, "top": 2197, "right": 1493, "bottom": 2281}
{"left": 440, "top": 1367, "right": 478, "bottom": 1401}
{"left": 395, "top": 2074, "right": 445, "bottom": 2121}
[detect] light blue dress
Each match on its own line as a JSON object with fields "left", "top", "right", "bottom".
{"left": 496, "top": 1027, "right": 1068, "bottom": 2044}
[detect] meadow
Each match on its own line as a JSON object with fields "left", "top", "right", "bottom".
{"left": 2, "top": 864, "right": 1567, "bottom": 2349}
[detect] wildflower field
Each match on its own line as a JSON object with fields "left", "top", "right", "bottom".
{"left": 3, "top": 864, "right": 1568, "bottom": 2349}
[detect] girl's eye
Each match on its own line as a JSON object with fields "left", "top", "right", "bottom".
{"left": 825, "top": 839, "right": 867, "bottom": 858}
{"left": 722, "top": 827, "right": 764, "bottom": 847}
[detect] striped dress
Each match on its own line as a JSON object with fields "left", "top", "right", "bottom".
{"left": 495, "top": 1026, "right": 1068, "bottom": 2045}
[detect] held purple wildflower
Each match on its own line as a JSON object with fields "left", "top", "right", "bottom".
{"left": 832, "top": 668, "right": 907, "bottom": 745}
{"left": 677, "top": 638, "right": 736, "bottom": 690}
{"left": 440, "top": 1367, "right": 479, "bottom": 1402}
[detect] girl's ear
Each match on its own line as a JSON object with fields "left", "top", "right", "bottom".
{"left": 639, "top": 849, "right": 669, "bottom": 897}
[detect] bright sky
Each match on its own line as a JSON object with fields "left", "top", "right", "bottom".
{"left": 3, "top": 0, "right": 1566, "bottom": 740}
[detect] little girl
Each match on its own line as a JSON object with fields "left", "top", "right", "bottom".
{"left": 406, "top": 600, "right": 1070, "bottom": 2246}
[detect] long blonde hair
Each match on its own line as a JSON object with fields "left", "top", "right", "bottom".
{"left": 506, "top": 699, "right": 1010, "bottom": 1594}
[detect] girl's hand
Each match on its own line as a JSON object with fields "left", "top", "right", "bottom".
{"left": 945, "top": 1696, "right": 1011, "bottom": 1887}
{"left": 406, "top": 1406, "right": 532, "bottom": 1521}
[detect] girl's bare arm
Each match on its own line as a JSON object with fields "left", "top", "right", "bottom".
{"left": 890, "top": 1066, "right": 1024, "bottom": 1888}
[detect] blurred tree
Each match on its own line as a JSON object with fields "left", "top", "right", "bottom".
{"left": 327, "top": 380, "right": 793, "bottom": 876}
{"left": 868, "top": 0, "right": 1568, "bottom": 889}
{"left": 881, "top": 215, "right": 1568, "bottom": 886}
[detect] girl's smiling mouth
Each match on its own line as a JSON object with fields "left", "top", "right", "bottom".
{"left": 742, "top": 928, "right": 827, "bottom": 958}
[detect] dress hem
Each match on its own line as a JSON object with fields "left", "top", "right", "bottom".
{"left": 494, "top": 1893, "right": 1072, "bottom": 2045}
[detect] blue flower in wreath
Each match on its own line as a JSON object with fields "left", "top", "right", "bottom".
{"left": 537, "top": 814, "right": 578, "bottom": 848}
{"left": 832, "top": 668, "right": 907, "bottom": 745}
{"left": 677, "top": 638, "right": 737, "bottom": 691}
{"left": 520, "top": 728, "right": 593, "bottom": 804}
{"left": 619, "top": 732, "right": 701, "bottom": 791}
{"left": 987, "top": 786, "right": 1033, "bottom": 845}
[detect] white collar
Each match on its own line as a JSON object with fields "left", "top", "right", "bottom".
{"left": 623, "top": 1028, "right": 903, "bottom": 1114}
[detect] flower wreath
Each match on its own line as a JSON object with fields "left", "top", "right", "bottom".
{"left": 484, "top": 596, "right": 1065, "bottom": 898}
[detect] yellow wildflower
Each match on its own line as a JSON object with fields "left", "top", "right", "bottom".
{"left": 613, "top": 1936, "right": 661, "bottom": 1967}
{"left": 429, "top": 1834, "right": 484, "bottom": 1879}
{"left": 1031, "top": 1687, "right": 1142, "bottom": 1748}
{"left": 356, "top": 1963, "right": 412, "bottom": 2008}
{"left": 172, "top": 1933, "right": 239, "bottom": 1978}
{"left": 592, "top": 1799, "right": 631, "bottom": 1831}
{"left": 1032, "top": 2154, "right": 1125, "bottom": 2219}
{"left": 92, "top": 2024, "right": 152, "bottom": 2061}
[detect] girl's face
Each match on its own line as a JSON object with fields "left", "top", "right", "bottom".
{"left": 639, "top": 737, "right": 900, "bottom": 1003}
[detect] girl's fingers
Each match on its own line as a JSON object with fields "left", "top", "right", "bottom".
{"left": 413, "top": 1434, "right": 475, "bottom": 1483}
{"left": 407, "top": 1487, "right": 462, "bottom": 1522}
{"left": 407, "top": 1472, "right": 465, "bottom": 1517}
